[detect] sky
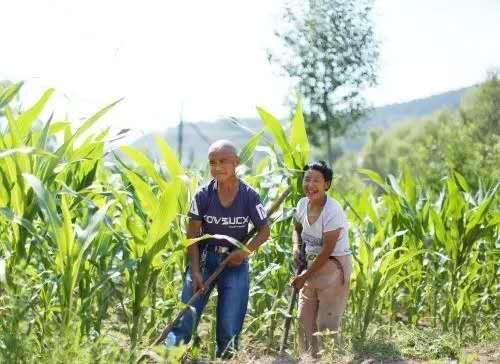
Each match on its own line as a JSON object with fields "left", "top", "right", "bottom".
{"left": 1, "top": 0, "right": 500, "bottom": 136}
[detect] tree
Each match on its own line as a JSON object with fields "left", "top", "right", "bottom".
{"left": 361, "top": 77, "right": 500, "bottom": 190}
{"left": 269, "top": 0, "right": 378, "bottom": 163}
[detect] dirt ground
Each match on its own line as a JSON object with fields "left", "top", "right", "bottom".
{"left": 141, "top": 341, "right": 500, "bottom": 363}
{"left": 218, "top": 342, "right": 500, "bottom": 364}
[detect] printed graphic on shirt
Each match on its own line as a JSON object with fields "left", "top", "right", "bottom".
{"left": 189, "top": 199, "right": 199, "bottom": 216}
{"left": 204, "top": 215, "right": 249, "bottom": 228}
{"left": 256, "top": 203, "right": 266, "bottom": 220}
{"left": 302, "top": 232, "right": 322, "bottom": 251}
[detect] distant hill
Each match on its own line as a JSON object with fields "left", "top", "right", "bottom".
{"left": 130, "top": 85, "right": 474, "bottom": 164}
{"left": 341, "top": 86, "right": 474, "bottom": 151}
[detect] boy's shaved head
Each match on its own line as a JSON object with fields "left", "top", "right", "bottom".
{"left": 208, "top": 140, "right": 238, "bottom": 157}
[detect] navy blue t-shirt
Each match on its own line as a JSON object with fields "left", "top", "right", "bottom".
{"left": 188, "top": 179, "right": 268, "bottom": 247}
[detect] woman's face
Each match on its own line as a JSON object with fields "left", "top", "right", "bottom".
{"left": 302, "top": 169, "right": 330, "bottom": 201}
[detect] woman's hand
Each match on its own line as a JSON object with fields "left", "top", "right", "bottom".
{"left": 291, "top": 272, "right": 308, "bottom": 290}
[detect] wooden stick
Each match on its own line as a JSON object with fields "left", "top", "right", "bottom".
{"left": 279, "top": 234, "right": 306, "bottom": 354}
{"left": 279, "top": 262, "right": 305, "bottom": 353}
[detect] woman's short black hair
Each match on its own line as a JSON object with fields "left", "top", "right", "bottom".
{"left": 303, "top": 160, "right": 333, "bottom": 183}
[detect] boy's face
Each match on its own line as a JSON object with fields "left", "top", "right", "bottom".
{"left": 208, "top": 148, "right": 239, "bottom": 183}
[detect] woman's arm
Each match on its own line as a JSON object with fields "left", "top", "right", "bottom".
{"left": 292, "top": 223, "right": 304, "bottom": 268}
{"left": 291, "top": 228, "right": 341, "bottom": 289}
{"left": 304, "top": 228, "right": 340, "bottom": 278}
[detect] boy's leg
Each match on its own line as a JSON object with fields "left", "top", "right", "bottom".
{"left": 215, "top": 260, "right": 249, "bottom": 358}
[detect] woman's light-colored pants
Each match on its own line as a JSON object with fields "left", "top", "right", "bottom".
{"left": 297, "top": 254, "right": 352, "bottom": 355}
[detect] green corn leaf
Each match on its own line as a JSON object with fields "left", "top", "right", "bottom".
{"left": 239, "top": 130, "right": 264, "bottom": 165}
{"left": 5, "top": 107, "right": 22, "bottom": 148}
{"left": 0, "top": 147, "right": 55, "bottom": 160}
{"left": 358, "top": 169, "right": 386, "bottom": 189}
{"left": 34, "top": 113, "right": 53, "bottom": 150}
{"left": 466, "top": 190, "right": 496, "bottom": 234}
{"left": 0, "top": 81, "right": 23, "bottom": 108}
{"left": 23, "top": 173, "right": 61, "bottom": 234}
{"left": 0, "top": 257, "right": 5, "bottom": 284}
{"left": 183, "top": 234, "right": 250, "bottom": 253}
{"left": 382, "top": 249, "right": 424, "bottom": 274}
{"left": 430, "top": 209, "right": 446, "bottom": 245}
{"left": 124, "top": 170, "right": 159, "bottom": 218}
{"left": 144, "top": 179, "right": 182, "bottom": 261}
{"left": 72, "top": 98, "right": 123, "bottom": 142}
{"left": 256, "top": 107, "right": 290, "bottom": 153}
{"left": 127, "top": 215, "right": 146, "bottom": 242}
{"left": 388, "top": 174, "right": 403, "bottom": 197}
{"left": 80, "top": 201, "right": 114, "bottom": 246}
{"left": 121, "top": 145, "right": 163, "bottom": 185}
{"left": 0, "top": 207, "right": 40, "bottom": 238}
{"left": 146, "top": 184, "right": 177, "bottom": 245}
{"left": 256, "top": 106, "right": 293, "bottom": 167}
{"left": 17, "top": 88, "right": 54, "bottom": 138}
{"left": 48, "top": 121, "right": 71, "bottom": 136}
{"left": 445, "top": 177, "right": 464, "bottom": 219}
{"left": 289, "top": 98, "right": 309, "bottom": 167}
{"left": 402, "top": 166, "right": 416, "bottom": 206}
{"left": 382, "top": 271, "right": 421, "bottom": 295}
{"left": 72, "top": 201, "right": 113, "bottom": 290}
{"left": 155, "top": 136, "right": 185, "bottom": 179}
{"left": 40, "top": 100, "right": 121, "bottom": 184}
{"left": 487, "top": 211, "right": 500, "bottom": 227}
{"left": 453, "top": 170, "right": 470, "bottom": 192}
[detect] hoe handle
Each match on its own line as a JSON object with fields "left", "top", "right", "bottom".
{"left": 279, "top": 260, "right": 305, "bottom": 353}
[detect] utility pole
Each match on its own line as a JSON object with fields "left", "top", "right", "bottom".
{"left": 177, "top": 105, "right": 184, "bottom": 163}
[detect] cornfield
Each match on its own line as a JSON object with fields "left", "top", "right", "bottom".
{"left": 0, "top": 83, "right": 498, "bottom": 363}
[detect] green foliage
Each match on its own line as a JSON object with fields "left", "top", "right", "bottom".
{"left": 347, "top": 168, "right": 499, "bottom": 338}
{"left": 269, "top": 0, "right": 378, "bottom": 162}
{"left": 257, "top": 99, "right": 310, "bottom": 170}
{"left": 0, "top": 82, "right": 498, "bottom": 363}
{"left": 362, "top": 77, "right": 500, "bottom": 189}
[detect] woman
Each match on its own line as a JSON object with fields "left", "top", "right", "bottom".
{"left": 291, "top": 161, "right": 352, "bottom": 356}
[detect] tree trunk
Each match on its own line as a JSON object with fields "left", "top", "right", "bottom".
{"left": 326, "top": 123, "right": 333, "bottom": 164}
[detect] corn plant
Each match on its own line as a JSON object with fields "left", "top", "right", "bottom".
{"left": 1, "top": 82, "right": 498, "bottom": 362}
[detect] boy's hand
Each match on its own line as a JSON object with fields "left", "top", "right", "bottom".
{"left": 227, "top": 249, "right": 249, "bottom": 267}
{"left": 192, "top": 271, "right": 205, "bottom": 294}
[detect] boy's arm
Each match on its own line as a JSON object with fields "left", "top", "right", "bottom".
{"left": 187, "top": 219, "right": 204, "bottom": 292}
{"left": 226, "top": 223, "right": 270, "bottom": 267}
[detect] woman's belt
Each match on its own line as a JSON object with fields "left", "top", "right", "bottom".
{"left": 305, "top": 254, "right": 345, "bottom": 285}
